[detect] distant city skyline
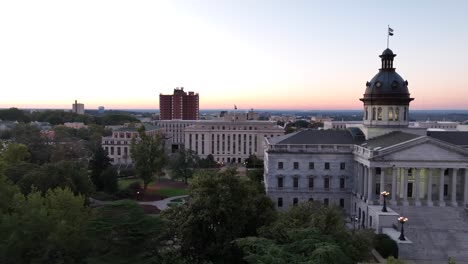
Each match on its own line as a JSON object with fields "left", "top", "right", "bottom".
{"left": 1, "top": 0, "right": 468, "bottom": 110}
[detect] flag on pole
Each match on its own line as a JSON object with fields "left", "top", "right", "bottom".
{"left": 388, "top": 27, "right": 394, "bottom": 36}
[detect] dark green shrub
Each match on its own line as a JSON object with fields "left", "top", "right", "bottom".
{"left": 374, "top": 234, "right": 399, "bottom": 258}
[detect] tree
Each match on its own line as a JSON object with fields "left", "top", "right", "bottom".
{"left": 131, "top": 127, "right": 166, "bottom": 191}
{"left": 1, "top": 143, "right": 30, "bottom": 164}
{"left": 162, "top": 169, "right": 276, "bottom": 263}
{"left": 237, "top": 202, "right": 374, "bottom": 264}
{"left": 199, "top": 154, "right": 218, "bottom": 168}
{"left": 86, "top": 200, "right": 167, "bottom": 264}
{"left": 89, "top": 146, "right": 112, "bottom": 191}
{"left": 0, "top": 188, "right": 91, "bottom": 264}
{"left": 18, "top": 161, "right": 94, "bottom": 196}
{"left": 0, "top": 108, "right": 30, "bottom": 122}
{"left": 0, "top": 174, "right": 20, "bottom": 213}
{"left": 11, "top": 123, "right": 51, "bottom": 164}
{"left": 245, "top": 154, "right": 263, "bottom": 169}
{"left": 169, "top": 149, "right": 200, "bottom": 183}
{"left": 98, "top": 167, "right": 119, "bottom": 194}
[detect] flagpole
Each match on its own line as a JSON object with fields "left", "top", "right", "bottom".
{"left": 387, "top": 25, "right": 389, "bottom": 49}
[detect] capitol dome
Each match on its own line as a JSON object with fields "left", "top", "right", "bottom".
{"left": 360, "top": 48, "right": 414, "bottom": 105}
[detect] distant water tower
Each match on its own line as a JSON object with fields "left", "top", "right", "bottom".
{"left": 98, "top": 106, "right": 105, "bottom": 114}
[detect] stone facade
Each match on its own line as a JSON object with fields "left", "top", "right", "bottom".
{"left": 101, "top": 123, "right": 164, "bottom": 166}
{"left": 184, "top": 120, "right": 284, "bottom": 163}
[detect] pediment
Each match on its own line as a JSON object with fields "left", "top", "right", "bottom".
{"left": 373, "top": 139, "right": 468, "bottom": 162}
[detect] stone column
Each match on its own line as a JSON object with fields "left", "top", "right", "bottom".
{"left": 415, "top": 168, "right": 421, "bottom": 206}
{"left": 367, "top": 167, "right": 374, "bottom": 204}
{"left": 402, "top": 168, "right": 409, "bottom": 206}
{"left": 452, "top": 169, "right": 458, "bottom": 207}
{"left": 391, "top": 167, "right": 397, "bottom": 205}
{"left": 427, "top": 169, "right": 433, "bottom": 207}
{"left": 354, "top": 163, "right": 360, "bottom": 195}
{"left": 439, "top": 168, "right": 446, "bottom": 207}
{"left": 380, "top": 168, "right": 385, "bottom": 205}
{"left": 357, "top": 163, "right": 361, "bottom": 196}
{"left": 464, "top": 169, "right": 468, "bottom": 207}
{"left": 363, "top": 166, "right": 368, "bottom": 201}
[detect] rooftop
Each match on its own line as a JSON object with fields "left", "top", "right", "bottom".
{"left": 427, "top": 131, "right": 468, "bottom": 146}
{"left": 270, "top": 129, "right": 364, "bottom": 145}
{"left": 363, "top": 131, "right": 421, "bottom": 149}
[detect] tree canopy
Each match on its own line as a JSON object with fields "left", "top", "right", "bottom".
{"left": 131, "top": 128, "right": 167, "bottom": 190}
{"left": 162, "top": 169, "right": 276, "bottom": 263}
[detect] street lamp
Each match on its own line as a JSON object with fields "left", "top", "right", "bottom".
{"left": 381, "top": 191, "right": 390, "bottom": 212}
{"left": 350, "top": 215, "right": 359, "bottom": 231}
{"left": 398, "top": 216, "right": 408, "bottom": 241}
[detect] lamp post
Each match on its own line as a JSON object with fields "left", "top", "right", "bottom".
{"left": 351, "top": 215, "right": 359, "bottom": 231}
{"left": 381, "top": 191, "right": 390, "bottom": 212}
{"left": 398, "top": 216, "right": 408, "bottom": 241}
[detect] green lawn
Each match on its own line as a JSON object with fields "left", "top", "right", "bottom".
{"left": 118, "top": 178, "right": 142, "bottom": 189}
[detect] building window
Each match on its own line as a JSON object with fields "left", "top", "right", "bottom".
{"left": 365, "top": 107, "right": 368, "bottom": 120}
{"left": 293, "top": 198, "right": 298, "bottom": 206}
{"left": 377, "top": 107, "right": 383, "bottom": 121}
{"left": 309, "top": 162, "right": 314, "bottom": 170}
{"left": 278, "top": 162, "right": 283, "bottom": 170}
{"left": 324, "top": 162, "right": 330, "bottom": 170}
{"left": 339, "top": 198, "right": 345, "bottom": 208}
{"left": 293, "top": 177, "right": 299, "bottom": 188}
{"left": 308, "top": 177, "right": 314, "bottom": 189}
{"left": 395, "top": 107, "right": 400, "bottom": 121}
{"left": 293, "top": 162, "right": 299, "bottom": 170}
{"left": 340, "top": 162, "right": 345, "bottom": 170}
{"left": 324, "top": 198, "right": 329, "bottom": 206}
{"left": 444, "top": 184, "right": 448, "bottom": 196}
{"left": 277, "top": 198, "right": 283, "bottom": 207}
{"left": 340, "top": 178, "right": 345, "bottom": 189}
{"left": 277, "top": 177, "right": 284, "bottom": 188}
{"left": 388, "top": 107, "right": 394, "bottom": 121}
{"left": 403, "top": 107, "right": 407, "bottom": 121}
{"left": 372, "top": 107, "right": 376, "bottom": 120}
{"left": 324, "top": 178, "right": 330, "bottom": 189}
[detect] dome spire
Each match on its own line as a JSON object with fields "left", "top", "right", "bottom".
{"left": 380, "top": 48, "right": 396, "bottom": 70}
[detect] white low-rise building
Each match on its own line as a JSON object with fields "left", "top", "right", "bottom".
{"left": 184, "top": 120, "right": 284, "bottom": 163}
{"left": 101, "top": 123, "right": 164, "bottom": 166}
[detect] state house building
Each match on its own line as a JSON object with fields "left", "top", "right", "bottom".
{"left": 264, "top": 48, "right": 468, "bottom": 262}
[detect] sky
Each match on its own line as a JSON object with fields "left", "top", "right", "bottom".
{"left": 1, "top": 0, "right": 467, "bottom": 110}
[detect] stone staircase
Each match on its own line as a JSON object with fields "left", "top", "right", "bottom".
{"left": 390, "top": 205, "right": 468, "bottom": 263}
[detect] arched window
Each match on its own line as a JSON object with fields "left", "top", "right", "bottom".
{"left": 377, "top": 107, "right": 383, "bottom": 121}
{"left": 395, "top": 107, "right": 400, "bottom": 121}
{"left": 372, "top": 107, "right": 376, "bottom": 120}
{"left": 365, "top": 107, "right": 368, "bottom": 120}
{"left": 388, "top": 107, "right": 394, "bottom": 121}
{"left": 403, "top": 107, "right": 407, "bottom": 121}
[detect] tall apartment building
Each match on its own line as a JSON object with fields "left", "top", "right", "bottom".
{"left": 159, "top": 87, "right": 199, "bottom": 120}
{"left": 72, "top": 100, "right": 85, "bottom": 115}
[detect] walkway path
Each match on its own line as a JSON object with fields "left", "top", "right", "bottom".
{"left": 89, "top": 195, "right": 189, "bottom": 211}
{"left": 139, "top": 195, "right": 189, "bottom": 210}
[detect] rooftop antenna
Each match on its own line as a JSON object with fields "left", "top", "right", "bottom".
{"left": 387, "top": 25, "right": 394, "bottom": 49}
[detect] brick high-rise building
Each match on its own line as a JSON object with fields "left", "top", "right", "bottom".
{"left": 159, "top": 87, "right": 199, "bottom": 120}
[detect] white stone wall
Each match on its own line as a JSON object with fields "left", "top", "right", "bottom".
{"left": 184, "top": 121, "right": 284, "bottom": 163}
{"left": 265, "top": 149, "right": 355, "bottom": 211}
